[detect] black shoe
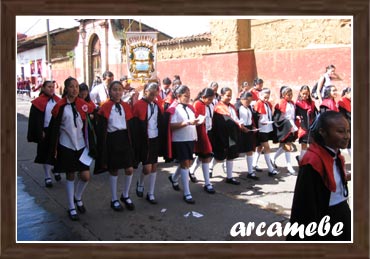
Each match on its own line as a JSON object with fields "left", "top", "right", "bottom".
{"left": 53, "top": 171, "right": 61, "bottom": 182}
{"left": 253, "top": 166, "right": 263, "bottom": 172}
{"left": 271, "top": 159, "right": 278, "bottom": 169}
{"left": 209, "top": 170, "right": 213, "bottom": 178}
{"left": 74, "top": 197, "right": 86, "bottom": 213}
{"left": 168, "top": 175, "right": 180, "bottom": 191}
{"left": 136, "top": 182, "right": 144, "bottom": 198}
{"left": 183, "top": 194, "right": 195, "bottom": 204}
{"left": 247, "top": 173, "right": 259, "bottom": 180}
{"left": 146, "top": 193, "right": 157, "bottom": 204}
{"left": 45, "top": 178, "right": 53, "bottom": 188}
{"left": 68, "top": 209, "right": 79, "bottom": 221}
{"left": 120, "top": 195, "right": 135, "bottom": 210}
{"left": 189, "top": 173, "right": 198, "bottom": 183}
{"left": 225, "top": 177, "right": 240, "bottom": 185}
{"left": 268, "top": 169, "right": 280, "bottom": 177}
{"left": 110, "top": 200, "right": 123, "bottom": 212}
{"left": 203, "top": 184, "right": 216, "bottom": 194}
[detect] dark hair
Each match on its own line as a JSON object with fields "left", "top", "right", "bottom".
{"left": 323, "top": 85, "right": 336, "bottom": 99}
{"left": 341, "top": 87, "right": 351, "bottom": 97}
{"left": 174, "top": 85, "right": 190, "bottom": 97}
{"left": 220, "top": 87, "right": 232, "bottom": 95}
{"left": 174, "top": 75, "right": 181, "bottom": 80}
{"left": 325, "top": 64, "right": 336, "bottom": 71}
{"left": 119, "top": 75, "right": 128, "bottom": 82}
{"left": 172, "top": 78, "right": 182, "bottom": 87}
{"left": 144, "top": 82, "right": 159, "bottom": 92}
{"left": 297, "top": 85, "right": 313, "bottom": 102}
{"left": 108, "top": 80, "right": 123, "bottom": 92}
{"left": 79, "top": 83, "right": 91, "bottom": 102}
{"left": 209, "top": 81, "right": 219, "bottom": 89}
{"left": 62, "top": 77, "right": 77, "bottom": 97}
{"left": 240, "top": 91, "right": 253, "bottom": 100}
{"left": 162, "top": 77, "right": 171, "bottom": 85}
{"left": 280, "top": 86, "right": 292, "bottom": 99}
{"left": 39, "top": 80, "right": 53, "bottom": 96}
{"left": 253, "top": 77, "right": 264, "bottom": 86}
{"left": 195, "top": 87, "right": 215, "bottom": 101}
{"left": 312, "top": 111, "right": 346, "bottom": 144}
{"left": 102, "top": 71, "right": 114, "bottom": 80}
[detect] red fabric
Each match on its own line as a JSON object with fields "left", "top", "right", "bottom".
{"left": 193, "top": 100, "right": 212, "bottom": 154}
{"left": 214, "top": 101, "right": 237, "bottom": 117}
{"left": 301, "top": 142, "right": 346, "bottom": 192}
{"left": 296, "top": 99, "right": 316, "bottom": 115}
{"left": 133, "top": 99, "right": 163, "bottom": 120}
{"left": 249, "top": 88, "right": 260, "bottom": 101}
{"left": 278, "top": 99, "right": 294, "bottom": 113}
{"left": 51, "top": 97, "right": 93, "bottom": 120}
{"left": 98, "top": 99, "right": 133, "bottom": 121}
{"left": 321, "top": 98, "right": 338, "bottom": 112}
{"left": 31, "top": 93, "right": 60, "bottom": 112}
{"left": 338, "top": 97, "right": 351, "bottom": 113}
{"left": 253, "top": 100, "right": 272, "bottom": 115}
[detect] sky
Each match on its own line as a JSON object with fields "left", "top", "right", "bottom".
{"left": 16, "top": 16, "right": 212, "bottom": 38}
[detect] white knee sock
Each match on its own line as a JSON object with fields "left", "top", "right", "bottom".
{"left": 138, "top": 172, "right": 146, "bottom": 187}
{"left": 180, "top": 168, "right": 191, "bottom": 196}
{"left": 253, "top": 152, "right": 261, "bottom": 167}
{"left": 209, "top": 157, "right": 217, "bottom": 171}
{"left": 264, "top": 153, "right": 274, "bottom": 172}
{"left": 172, "top": 166, "right": 181, "bottom": 182}
{"left": 189, "top": 156, "right": 200, "bottom": 175}
{"left": 201, "top": 162, "right": 211, "bottom": 186}
{"left": 66, "top": 179, "right": 75, "bottom": 210}
{"left": 75, "top": 179, "right": 88, "bottom": 201}
{"left": 246, "top": 155, "right": 254, "bottom": 174}
{"left": 273, "top": 147, "right": 284, "bottom": 162}
{"left": 226, "top": 160, "right": 233, "bottom": 179}
{"left": 122, "top": 174, "right": 133, "bottom": 198}
{"left": 285, "top": 151, "right": 292, "bottom": 167}
{"left": 43, "top": 164, "right": 52, "bottom": 179}
{"left": 110, "top": 175, "right": 118, "bottom": 201}
{"left": 148, "top": 172, "right": 157, "bottom": 195}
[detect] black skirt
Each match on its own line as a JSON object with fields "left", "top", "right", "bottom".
{"left": 54, "top": 144, "right": 90, "bottom": 173}
{"left": 258, "top": 131, "right": 274, "bottom": 143}
{"left": 142, "top": 137, "right": 160, "bottom": 165}
{"left": 106, "top": 130, "right": 134, "bottom": 170}
{"left": 239, "top": 125, "right": 256, "bottom": 153}
{"left": 34, "top": 127, "right": 50, "bottom": 164}
{"left": 172, "top": 141, "right": 195, "bottom": 161}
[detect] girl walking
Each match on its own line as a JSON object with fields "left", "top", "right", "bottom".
{"left": 94, "top": 81, "right": 136, "bottom": 212}
{"left": 320, "top": 85, "right": 339, "bottom": 113}
{"left": 27, "top": 80, "right": 61, "bottom": 187}
{"left": 338, "top": 87, "right": 351, "bottom": 156}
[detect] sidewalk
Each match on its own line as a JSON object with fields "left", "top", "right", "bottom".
{"left": 16, "top": 96, "right": 351, "bottom": 241}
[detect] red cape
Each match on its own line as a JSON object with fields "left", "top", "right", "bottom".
{"left": 321, "top": 98, "right": 338, "bottom": 112}
{"left": 253, "top": 99, "right": 272, "bottom": 115}
{"left": 193, "top": 100, "right": 212, "bottom": 154}
{"left": 98, "top": 99, "right": 133, "bottom": 120}
{"left": 31, "top": 93, "right": 60, "bottom": 112}
{"left": 133, "top": 99, "right": 163, "bottom": 120}
{"left": 51, "top": 97, "right": 93, "bottom": 120}
{"left": 277, "top": 99, "right": 294, "bottom": 113}
{"left": 296, "top": 99, "right": 316, "bottom": 114}
{"left": 301, "top": 142, "right": 346, "bottom": 192}
{"left": 338, "top": 97, "right": 351, "bottom": 113}
{"left": 249, "top": 88, "right": 261, "bottom": 101}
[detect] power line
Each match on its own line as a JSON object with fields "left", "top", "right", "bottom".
{"left": 23, "top": 18, "right": 42, "bottom": 34}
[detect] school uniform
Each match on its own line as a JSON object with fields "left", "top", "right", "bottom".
{"left": 320, "top": 98, "right": 339, "bottom": 113}
{"left": 238, "top": 104, "right": 257, "bottom": 153}
{"left": 338, "top": 97, "right": 351, "bottom": 149}
{"left": 192, "top": 100, "right": 213, "bottom": 159}
{"left": 288, "top": 142, "right": 350, "bottom": 241}
{"left": 212, "top": 102, "right": 240, "bottom": 161}
{"left": 159, "top": 88, "right": 173, "bottom": 111}
{"left": 253, "top": 99, "right": 274, "bottom": 143}
{"left": 295, "top": 99, "right": 318, "bottom": 144}
{"left": 94, "top": 99, "right": 135, "bottom": 173}
{"left": 90, "top": 83, "right": 109, "bottom": 106}
{"left": 133, "top": 98, "right": 164, "bottom": 165}
{"left": 48, "top": 97, "right": 95, "bottom": 173}
{"left": 167, "top": 102, "right": 197, "bottom": 161}
{"left": 273, "top": 99, "right": 298, "bottom": 143}
{"left": 27, "top": 93, "right": 60, "bottom": 164}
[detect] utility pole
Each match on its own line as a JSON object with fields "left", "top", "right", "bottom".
{"left": 46, "top": 19, "right": 52, "bottom": 80}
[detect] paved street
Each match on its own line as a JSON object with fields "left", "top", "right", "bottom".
{"left": 16, "top": 95, "right": 351, "bottom": 241}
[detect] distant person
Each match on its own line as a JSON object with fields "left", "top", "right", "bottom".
{"left": 236, "top": 81, "right": 251, "bottom": 102}
{"left": 160, "top": 77, "right": 173, "bottom": 111}
{"left": 90, "top": 71, "right": 114, "bottom": 106}
{"left": 120, "top": 75, "right": 139, "bottom": 109}
{"left": 316, "top": 65, "right": 342, "bottom": 104}
{"left": 320, "top": 85, "right": 339, "bottom": 113}
{"left": 338, "top": 87, "right": 351, "bottom": 156}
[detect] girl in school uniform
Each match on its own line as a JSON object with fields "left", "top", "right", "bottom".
{"left": 167, "top": 85, "right": 199, "bottom": 204}
{"left": 48, "top": 77, "right": 94, "bottom": 221}
{"left": 237, "top": 92, "right": 259, "bottom": 180}
{"left": 295, "top": 85, "right": 318, "bottom": 161}
{"left": 288, "top": 111, "right": 351, "bottom": 241}
{"left": 319, "top": 85, "right": 339, "bottom": 113}
{"left": 209, "top": 87, "right": 246, "bottom": 185}
{"left": 189, "top": 87, "right": 216, "bottom": 193}
{"left": 133, "top": 82, "right": 164, "bottom": 204}
{"left": 338, "top": 87, "right": 351, "bottom": 156}
{"left": 27, "top": 80, "right": 61, "bottom": 187}
{"left": 79, "top": 83, "right": 97, "bottom": 111}
{"left": 94, "top": 80, "right": 136, "bottom": 212}
{"left": 253, "top": 88, "right": 279, "bottom": 176}
{"left": 271, "top": 87, "right": 298, "bottom": 175}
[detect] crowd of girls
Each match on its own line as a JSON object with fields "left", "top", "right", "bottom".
{"left": 27, "top": 73, "right": 351, "bottom": 224}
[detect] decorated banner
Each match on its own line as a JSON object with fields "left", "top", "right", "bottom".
{"left": 125, "top": 32, "right": 158, "bottom": 81}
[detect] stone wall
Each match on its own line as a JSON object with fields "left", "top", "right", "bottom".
{"left": 251, "top": 19, "right": 351, "bottom": 51}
